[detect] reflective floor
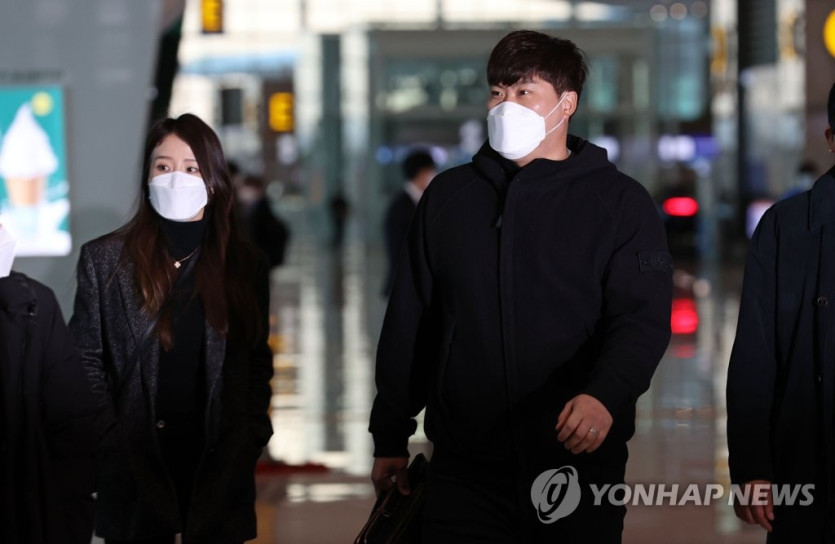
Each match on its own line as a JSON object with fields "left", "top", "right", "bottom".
{"left": 244, "top": 201, "right": 767, "bottom": 543}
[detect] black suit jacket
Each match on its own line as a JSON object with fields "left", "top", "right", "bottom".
{"left": 69, "top": 236, "right": 273, "bottom": 541}
{"left": 728, "top": 166, "right": 835, "bottom": 541}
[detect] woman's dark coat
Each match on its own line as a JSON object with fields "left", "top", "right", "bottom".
{"left": 69, "top": 236, "right": 274, "bottom": 542}
{"left": 0, "top": 272, "right": 98, "bottom": 544}
{"left": 728, "top": 166, "right": 835, "bottom": 542}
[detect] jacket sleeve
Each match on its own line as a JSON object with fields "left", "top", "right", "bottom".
{"left": 581, "top": 184, "right": 673, "bottom": 419}
{"left": 726, "top": 208, "right": 778, "bottom": 484}
{"left": 383, "top": 195, "right": 413, "bottom": 295}
{"left": 38, "top": 283, "right": 98, "bottom": 540}
{"left": 248, "top": 256, "right": 275, "bottom": 448}
{"left": 370, "top": 196, "right": 437, "bottom": 457}
{"left": 68, "top": 243, "right": 119, "bottom": 447}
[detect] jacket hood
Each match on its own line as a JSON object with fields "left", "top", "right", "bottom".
{"left": 472, "top": 135, "right": 618, "bottom": 193}
{"left": 0, "top": 272, "right": 32, "bottom": 314}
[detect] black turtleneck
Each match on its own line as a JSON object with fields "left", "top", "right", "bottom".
{"left": 157, "top": 215, "right": 207, "bottom": 437}
{"left": 160, "top": 214, "right": 207, "bottom": 264}
{"left": 156, "top": 215, "right": 210, "bottom": 514}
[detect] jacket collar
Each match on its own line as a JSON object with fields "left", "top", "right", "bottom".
{"left": 0, "top": 271, "right": 31, "bottom": 313}
{"left": 472, "top": 135, "right": 610, "bottom": 193}
{"left": 809, "top": 166, "right": 835, "bottom": 230}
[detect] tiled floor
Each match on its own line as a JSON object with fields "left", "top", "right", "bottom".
{"left": 240, "top": 204, "right": 770, "bottom": 544}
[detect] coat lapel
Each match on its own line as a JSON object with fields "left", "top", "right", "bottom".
{"left": 203, "top": 322, "right": 226, "bottom": 445}
{"left": 811, "top": 172, "right": 835, "bottom": 397}
{"left": 116, "top": 260, "right": 153, "bottom": 351}
{"left": 204, "top": 323, "right": 226, "bottom": 399}
{"left": 116, "top": 260, "right": 160, "bottom": 407}
{"left": 816, "top": 226, "right": 835, "bottom": 393}
{"left": 811, "top": 172, "right": 835, "bottom": 503}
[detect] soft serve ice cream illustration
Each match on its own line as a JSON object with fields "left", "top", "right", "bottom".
{"left": 0, "top": 103, "right": 58, "bottom": 206}
{"left": 0, "top": 103, "right": 59, "bottom": 239}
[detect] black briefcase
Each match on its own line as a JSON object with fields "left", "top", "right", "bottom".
{"left": 354, "top": 454, "right": 429, "bottom": 544}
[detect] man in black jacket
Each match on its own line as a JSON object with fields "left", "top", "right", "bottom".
{"left": 727, "top": 82, "right": 835, "bottom": 542}
{"left": 0, "top": 224, "right": 98, "bottom": 543}
{"left": 382, "top": 149, "right": 436, "bottom": 296}
{"left": 236, "top": 173, "right": 291, "bottom": 269}
{"left": 369, "top": 30, "right": 672, "bottom": 542}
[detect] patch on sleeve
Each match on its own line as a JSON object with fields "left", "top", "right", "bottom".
{"left": 638, "top": 251, "right": 674, "bottom": 273}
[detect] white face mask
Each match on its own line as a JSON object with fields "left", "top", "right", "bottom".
{"left": 148, "top": 171, "right": 208, "bottom": 222}
{"left": 0, "top": 224, "right": 18, "bottom": 278}
{"left": 487, "top": 94, "right": 567, "bottom": 160}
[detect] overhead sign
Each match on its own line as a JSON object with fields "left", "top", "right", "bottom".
{"left": 825, "top": 10, "right": 835, "bottom": 58}
{"left": 202, "top": 0, "right": 223, "bottom": 34}
{"left": 269, "top": 92, "right": 294, "bottom": 133}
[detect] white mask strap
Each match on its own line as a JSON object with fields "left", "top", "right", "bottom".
{"left": 544, "top": 93, "right": 568, "bottom": 137}
{"left": 0, "top": 224, "right": 17, "bottom": 278}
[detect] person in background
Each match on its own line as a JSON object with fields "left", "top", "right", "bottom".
{"left": 727, "top": 82, "right": 835, "bottom": 542}
{"left": 0, "top": 223, "right": 98, "bottom": 544}
{"left": 329, "top": 189, "right": 350, "bottom": 249}
{"left": 235, "top": 173, "right": 291, "bottom": 269}
{"left": 226, "top": 159, "right": 244, "bottom": 190}
{"left": 779, "top": 159, "right": 818, "bottom": 200}
{"left": 369, "top": 30, "right": 672, "bottom": 542}
{"left": 69, "top": 113, "right": 273, "bottom": 543}
{"left": 382, "top": 149, "right": 436, "bottom": 297}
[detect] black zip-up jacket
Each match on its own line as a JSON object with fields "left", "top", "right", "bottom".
{"left": 370, "top": 137, "right": 673, "bottom": 461}
{"left": 0, "top": 272, "right": 98, "bottom": 544}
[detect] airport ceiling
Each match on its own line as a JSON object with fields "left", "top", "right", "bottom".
{"left": 568, "top": 0, "right": 710, "bottom": 21}
{"left": 575, "top": 0, "right": 681, "bottom": 7}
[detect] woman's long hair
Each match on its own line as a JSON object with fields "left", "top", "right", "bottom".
{"left": 115, "top": 113, "right": 262, "bottom": 349}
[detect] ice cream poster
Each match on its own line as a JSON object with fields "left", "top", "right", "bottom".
{"left": 0, "top": 86, "right": 70, "bottom": 256}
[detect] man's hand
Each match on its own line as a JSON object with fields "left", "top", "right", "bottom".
{"left": 371, "top": 457, "right": 410, "bottom": 497}
{"left": 733, "top": 480, "right": 774, "bottom": 532}
{"left": 556, "top": 394, "right": 613, "bottom": 454}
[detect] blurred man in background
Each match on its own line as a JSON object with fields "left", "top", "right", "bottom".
{"left": 236, "top": 173, "right": 291, "bottom": 269}
{"left": 382, "top": 149, "right": 436, "bottom": 297}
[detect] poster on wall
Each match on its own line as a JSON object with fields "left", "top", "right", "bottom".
{"left": 0, "top": 85, "right": 70, "bottom": 256}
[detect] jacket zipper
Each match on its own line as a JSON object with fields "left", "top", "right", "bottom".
{"left": 497, "top": 175, "right": 521, "bottom": 422}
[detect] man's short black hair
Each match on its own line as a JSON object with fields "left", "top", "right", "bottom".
{"left": 487, "top": 30, "right": 589, "bottom": 102}
{"left": 828, "top": 82, "right": 835, "bottom": 128}
{"left": 402, "top": 149, "right": 436, "bottom": 180}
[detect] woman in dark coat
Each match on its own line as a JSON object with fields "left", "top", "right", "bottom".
{"left": 69, "top": 114, "right": 273, "bottom": 543}
{"left": 0, "top": 225, "right": 98, "bottom": 544}
{"left": 727, "top": 82, "right": 835, "bottom": 542}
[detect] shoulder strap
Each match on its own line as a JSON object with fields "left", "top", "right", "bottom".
{"left": 115, "top": 251, "right": 200, "bottom": 399}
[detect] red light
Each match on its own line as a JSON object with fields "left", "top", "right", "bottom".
{"left": 671, "top": 298, "right": 698, "bottom": 335}
{"left": 673, "top": 343, "right": 697, "bottom": 359}
{"left": 663, "top": 197, "right": 699, "bottom": 217}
